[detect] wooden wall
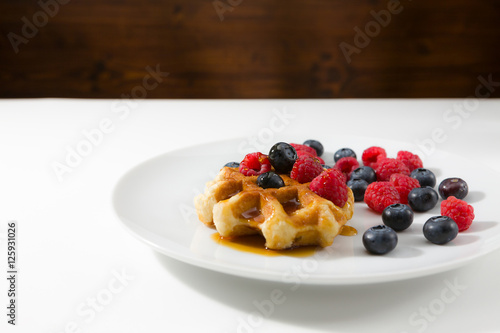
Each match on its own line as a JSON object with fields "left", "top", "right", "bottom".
{"left": 1, "top": 0, "right": 499, "bottom": 98}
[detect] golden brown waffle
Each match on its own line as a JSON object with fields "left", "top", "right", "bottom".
{"left": 194, "top": 167, "right": 354, "bottom": 250}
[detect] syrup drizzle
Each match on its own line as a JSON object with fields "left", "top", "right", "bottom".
{"left": 240, "top": 207, "right": 264, "bottom": 223}
{"left": 282, "top": 197, "right": 301, "bottom": 215}
{"left": 211, "top": 233, "right": 317, "bottom": 257}
{"left": 213, "top": 219, "right": 356, "bottom": 257}
{"left": 339, "top": 225, "right": 357, "bottom": 236}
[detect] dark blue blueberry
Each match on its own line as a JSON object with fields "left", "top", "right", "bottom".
{"left": 334, "top": 148, "right": 357, "bottom": 162}
{"left": 362, "top": 225, "right": 398, "bottom": 255}
{"left": 224, "top": 162, "right": 240, "bottom": 168}
{"left": 268, "top": 142, "right": 297, "bottom": 174}
{"left": 322, "top": 164, "right": 332, "bottom": 169}
{"left": 410, "top": 168, "right": 436, "bottom": 188}
{"left": 303, "top": 139, "right": 324, "bottom": 156}
{"left": 257, "top": 171, "right": 285, "bottom": 189}
{"left": 382, "top": 204, "right": 414, "bottom": 231}
{"left": 423, "top": 216, "right": 459, "bottom": 245}
{"left": 347, "top": 178, "right": 368, "bottom": 202}
{"left": 438, "top": 177, "right": 468, "bottom": 200}
{"left": 408, "top": 187, "right": 439, "bottom": 212}
{"left": 350, "top": 166, "right": 377, "bottom": 184}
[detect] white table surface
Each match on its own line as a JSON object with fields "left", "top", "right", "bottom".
{"left": 1, "top": 99, "right": 499, "bottom": 333}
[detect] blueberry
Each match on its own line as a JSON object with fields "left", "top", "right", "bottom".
{"left": 362, "top": 225, "right": 398, "bottom": 255}
{"left": 334, "top": 148, "right": 357, "bottom": 162}
{"left": 224, "top": 162, "right": 240, "bottom": 168}
{"left": 423, "top": 216, "right": 459, "bottom": 245}
{"left": 321, "top": 164, "right": 332, "bottom": 169}
{"left": 382, "top": 204, "right": 414, "bottom": 231}
{"left": 257, "top": 171, "right": 285, "bottom": 189}
{"left": 438, "top": 177, "right": 468, "bottom": 200}
{"left": 410, "top": 168, "right": 436, "bottom": 188}
{"left": 350, "top": 166, "right": 377, "bottom": 184}
{"left": 347, "top": 178, "right": 368, "bottom": 202}
{"left": 407, "top": 187, "right": 439, "bottom": 212}
{"left": 303, "top": 139, "right": 324, "bottom": 157}
{"left": 268, "top": 142, "right": 297, "bottom": 174}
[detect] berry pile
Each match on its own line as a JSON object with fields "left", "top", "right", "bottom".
{"left": 225, "top": 141, "right": 477, "bottom": 256}
{"left": 354, "top": 146, "right": 474, "bottom": 254}
{"left": 359, "top": 147, "right": 437, "bottom": 213}
{"left": 229, "top": 141, "right": 349, "bottom": 207}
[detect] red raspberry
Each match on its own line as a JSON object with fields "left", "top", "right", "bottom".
{"left": 369, "top": 154, "right": 387, "bottom": 171}
{"left": 397, "top": 151, "right": 423, "bottom": 172}
{"left": 362, "top": 146, "right": 387, "bottom": 168}
{"left": 375, "top": 158, "right": 410, "bottom": 181}
{"left": 309, "top": 168, "right": 348, "bottom": 207}
{"left": 291, "top": 143, "right": 325, "bottom": 164}
{"left": 364, "top": 181, "right": 401, "bottom": 213}
{"left": 334, "top": 157, "right": 360, "bottom": 181}
{"left": 389, "top": 173, "right": 420, "bottom": 204}
{"left": 290, "top": 156, "right": 324, "bottom": 183}
{"left": 239, "top": 152, "right": 271, "bottom": 176}
{"left": 295, "top": 149, "right": 325, "bottom": 164}
{"left": 317, "top": 156, "right": 325, "bottom": 164}
{"left": 441, "top": 196, "right": 475, "bottom": 232}
{"left": 291, "top": 143, "right": 317, "bottom": 156}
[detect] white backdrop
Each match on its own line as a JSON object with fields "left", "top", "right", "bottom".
{"left": 0, "top": 99, "right": 499, "bottom": 333}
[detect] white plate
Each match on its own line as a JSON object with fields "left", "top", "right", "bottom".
{"left": 112, "top": 137, "right": 500, "bottom": 285}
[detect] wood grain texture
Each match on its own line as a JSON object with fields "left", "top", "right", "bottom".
{"left": 0, "top": 0, "right": 499, "bottom": 98}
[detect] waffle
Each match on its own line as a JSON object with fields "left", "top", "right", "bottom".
{"left": 194, "top": 167, "right": 354, "bottom": 250}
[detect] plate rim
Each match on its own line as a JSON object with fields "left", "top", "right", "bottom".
{"left": 111, "top": 138, "right": 500, "bottom": 285}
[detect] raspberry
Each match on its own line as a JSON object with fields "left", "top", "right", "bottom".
{"left": 389, "top": 173, "right": 420, "bottom": 204}
{"left": 290, "top": 157, "right": 324, "bottom": 183}
{"left": 362, "top": 146, "right": 387, "bottom": 168}
{"left": 309, "top": 168, "right": 349, "bottom": 207}
{"left": 292, "top": 143, "right": 325, "bottom": 162}
{"left": 364, "top": 181, "right": 401, "bottom": 213}
{"left": 291, "top": 143, "right": 325, "bottom": 164}
{"left": 334, "top": 157, "right": 360, "bottom": 181}
{"left": 441, "top": 196, "right": 475, "bottom": 232}
{"left": 291, "top": 143, "right": 317, "bottom": 156}
{"left": 296, "top": 149, "right": 325, "bottom": 164}
{"left": 239, "top": 152, "right": 271, "bottom": 176}
{"left": 375, "top": 158, "right": 410, "bottom": 181}
{"left": 397, "top": 151, "right": 423, "bottom": 172}
{"left": 315, "top": 156, "right": 326, "bottom": 165}
{"left": 371, "top": 154, "right": 388, "bottom": 170}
